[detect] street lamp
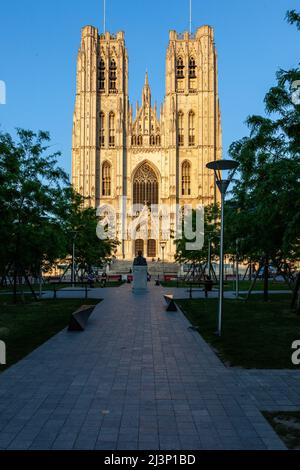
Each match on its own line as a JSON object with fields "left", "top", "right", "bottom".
{"left": 160, "top": 240, "right": 167, "bottom": 279}
{"left": 71, "top": 231, "right": 77, "bottom": 287}
{"left": 206, "top": 159, "right": 239, "bottom": 336}
{"left": 235, "top": 238, "right": 240, "bottom": 298}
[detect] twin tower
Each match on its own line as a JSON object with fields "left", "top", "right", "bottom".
{"left": 72, "top": 25, "right": 222, "bottom": 261}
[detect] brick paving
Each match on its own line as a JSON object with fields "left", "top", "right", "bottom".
{"left": 0, "top": 283, "right": 297, "bottom": 450}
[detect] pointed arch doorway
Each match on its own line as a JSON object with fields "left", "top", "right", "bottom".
{"left": 133, "top": 162, "right": 159, "bottom": 258}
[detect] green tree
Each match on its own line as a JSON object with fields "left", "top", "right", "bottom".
{"left": 63, "top": 190, "right": 118, "bottom": 277}
{"left": 175, "top": 204, "right": 220, "bottom": 277}
{"left": 0, "top": 129, "right": 69, "bottom": 299}
{"left": 0, "top": 129, "right": 117, "bottom": 300}
{"left": 225, "top": 10, "right": 300, "bottom": 300}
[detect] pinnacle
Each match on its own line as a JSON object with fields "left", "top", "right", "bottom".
{"left": 144, "top": 70, "right": 149, "bottom": 86}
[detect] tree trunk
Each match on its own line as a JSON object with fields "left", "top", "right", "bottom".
{"left": 21, "top": 265, "right": 38, "bottom": 301}
{"left": 263, "top": 254, "right": 269, "bottom": 302}
{"left": 246, "top": 260, "right": 263, "bottom": 300}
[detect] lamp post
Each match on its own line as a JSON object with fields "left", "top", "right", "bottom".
{"left": 236, "top": 238, "right": 240, "bottom": 298}
{"left": 206, "top": 159, "right": 239, "bottom": 336}
{"left": 160, "top": 240, "right": 167, "bottom": 279}
{"left": 71, "top": 231, "right": 78, "bottom": 287}
{"left": 207, "top": 235, "right": 211, "bottom": 278}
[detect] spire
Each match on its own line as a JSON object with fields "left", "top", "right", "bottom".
{"left": 142, "top": 70, "right": 151, "bottom": 107}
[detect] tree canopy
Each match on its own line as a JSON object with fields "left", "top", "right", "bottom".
{"left": 0, "top": 129, "right": 116, "bottom": 296}
{"left": 175, "top": 204, "right": 220, "bottom": 267}
{"left": 224, "top": 9, "right": 300, "bottom": 299}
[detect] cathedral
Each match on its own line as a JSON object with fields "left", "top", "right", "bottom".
{"left": 72, "top": 24, "right": 222, "bottom": 261}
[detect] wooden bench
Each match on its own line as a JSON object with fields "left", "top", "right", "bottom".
{"left": 163, "top": 294, "right": 177, "bottom": 312}
{"left": 187, "top": 280, "right": 217, "bottom": 298}
{"left": 68, "top": 305, "right": 95, "bottom": 331}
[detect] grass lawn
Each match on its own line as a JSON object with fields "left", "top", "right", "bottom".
{"left": 176, "top": 294, "right": 300, "bottom": 369}
{"left": 0, "top": 296, "right": 101, "bottom": 371}
{"left": 161, "top": 280, "right": 291, "bottom": 291}
{"left": 263, "top": 412, "right": 300, "bottom": 449}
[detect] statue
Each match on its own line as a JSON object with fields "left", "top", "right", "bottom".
{"left": 132, "top": 250, "right": 148, "bottom": 293}
{"left": 133, "top": 250, "right": 147, "bottom": 267}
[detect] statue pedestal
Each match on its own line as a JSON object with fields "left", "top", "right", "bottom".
{"left": 132, "top": 266, "right": 148, "bottom": 293}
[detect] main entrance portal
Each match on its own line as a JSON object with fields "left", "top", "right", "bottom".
{"left": 133, "top": 163, "right": 159, "bottom": 258}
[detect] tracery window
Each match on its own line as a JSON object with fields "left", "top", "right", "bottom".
{"left": 102, "top": 162, "right": 111, "bottom": 196}
{"left": 189, "top": 57, "right": 197, "bottom": 79}
{"left": 99, "top": 112, "right": 105, "bottom": 147}
{"left": 188, "top": 111, "right": 195, "bottom": 146}
{"left": 109, "top": 112, "right": 115, "bottom": 147}
{"left": 182, "top": 161, "right": 191, "bottom": 196}
{"left": 176, "top": 57, "right": 185, "bottom": 78}
{"left": 133, "top": 163, "right": 158, "bottom": 205}
{"left": 178, "top": 111, "right": 184, "bottom": 147}
{"left": 109, "top": 58, "right": 117, "bottom": 91}
{"left": 99, "top": 58, "right": 105, "bottom": 91}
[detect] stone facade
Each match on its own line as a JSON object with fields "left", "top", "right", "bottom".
{"left": 72, "top": 25, "right": 222, "bottom": 261}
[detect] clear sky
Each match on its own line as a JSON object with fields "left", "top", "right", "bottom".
{"left": 0, "top": 0, "right": 299, "bottom": 178}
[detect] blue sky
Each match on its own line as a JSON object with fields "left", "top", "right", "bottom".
{"left": 0, "top": 0, "right": 299, "bottom": 178}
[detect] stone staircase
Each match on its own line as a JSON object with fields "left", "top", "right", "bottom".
{"left": 109, "top": 259, "right": 180, "bottom": 277}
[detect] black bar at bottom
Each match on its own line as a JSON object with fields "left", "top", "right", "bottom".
{"left": 0, "top": 451, "right": 295, "bottom": 467}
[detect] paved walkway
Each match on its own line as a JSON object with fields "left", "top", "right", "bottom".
{"left": 0, "top": 284, "right": 297, "bottom": 450}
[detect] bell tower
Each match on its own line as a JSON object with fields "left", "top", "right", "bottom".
{"left": 163, "top": 26, "right": 222, "bottom": 207}
{"left": 72, "top": 27, "right": 129, "bottom": 209}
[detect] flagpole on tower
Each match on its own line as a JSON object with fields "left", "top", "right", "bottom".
{"left": 103, "top": 0, "right": 106, "bottom": 33}
{"left": 189, "top": 0, "right": 192, "bottom": 34}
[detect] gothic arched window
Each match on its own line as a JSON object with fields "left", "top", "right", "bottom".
{"left": 188, "top": 111, "right": 195, "bottom": 146}
{"left": 99, "top": 112, "right": 105, "bottom": 147}
{"left": 189, "top": 57, "right": 196, "bottom": 79}
{"left": 132, "top": 135, "right": 137, "bottom": 146}
{"left": 156, "top": 135, "right": 161, "bottom": 146}
{"left": 138, "top": 135, "right": 143, "bottom": 146}
{"left": 102, "top": 162, "right": 111, "bottom": 196}
{"left": 99, "top": 58, "right": 105, "bottom": 91}
{"left": 109, "top": 58, "right": 117, "bottom": 91}
{"left": 133, "top": 163, "right": 158, "bottom": 205}
{"left": 109, "top": 112, "right": 115, "bottom": 147}
{"left": 178, "top": 111, "right": 184, "bottom": 147}
{"left": 150, "top": 135, "right": 155, "bottom": 146}
{"left": 176, "top": 57, "right": 185, "bottom": 79}
{"left": 182, "top": 161, "right": 191, "bottom": 196}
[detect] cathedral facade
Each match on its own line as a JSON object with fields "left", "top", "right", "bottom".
{"left": 72, "top": 25, "right": 222, "bottom": 261}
